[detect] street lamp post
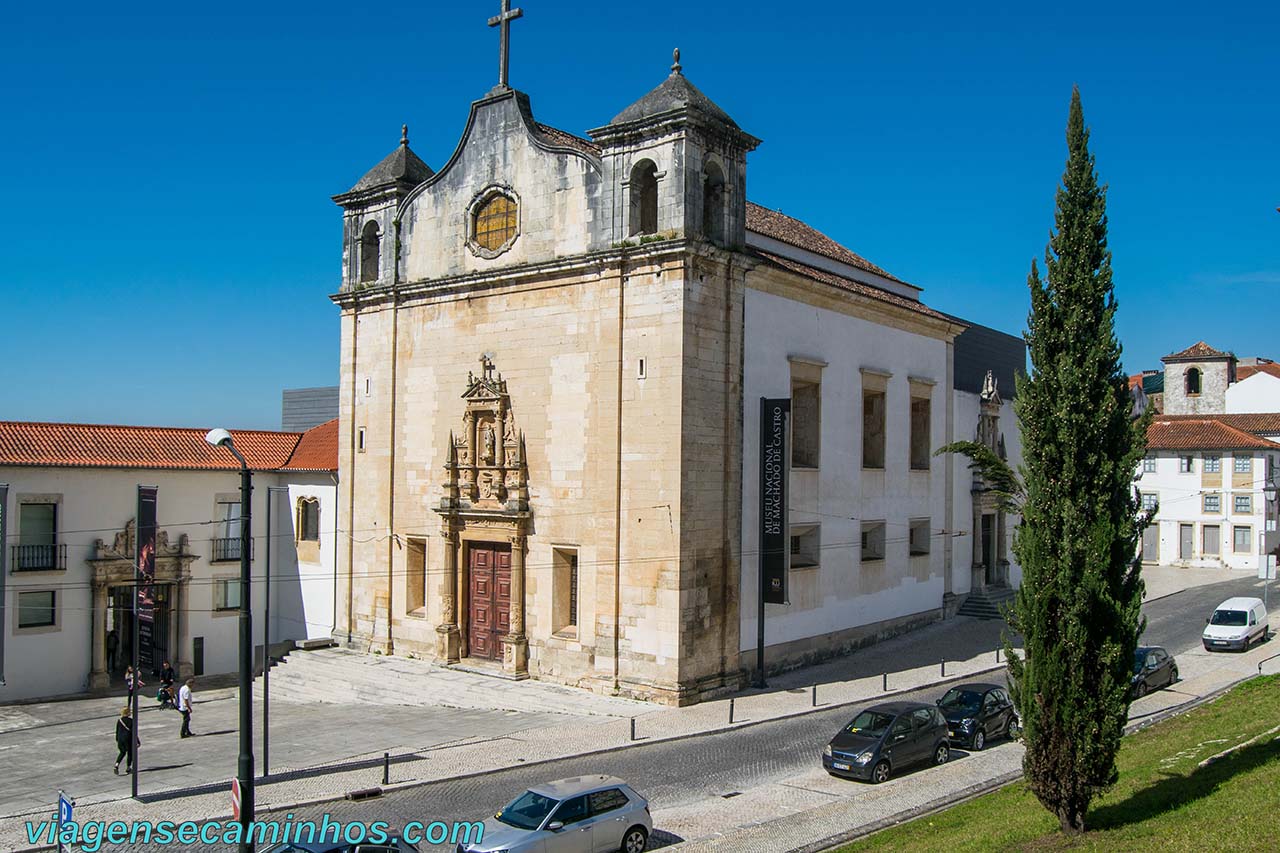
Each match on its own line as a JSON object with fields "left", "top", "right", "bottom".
{"left": 205, "top": 429, "right": 255, "bottom": 853}
{"left": 1264, "top": 479, "right": 1277, "bottom": 610}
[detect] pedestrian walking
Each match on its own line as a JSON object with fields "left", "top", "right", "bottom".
{"left": 113, "top": 707, "right": 138, "bottom": 775}
{"left": 177, "top": 678, "right": 194, "bottom": 738}
{"left": 157, "top": 661, "right": 177, "bottom": 709}
{"left": 124, "top": 666, "right": 144, "bottom": 698}
{"left": 106, "top": 629, "right": 119, "bottom": 672}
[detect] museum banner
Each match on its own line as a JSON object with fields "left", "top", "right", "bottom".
{"left": 759, "top": 398, "right": 790, "bottom": 605}
{"left": 136, "top": 485, "right": 158, "bottom": 671}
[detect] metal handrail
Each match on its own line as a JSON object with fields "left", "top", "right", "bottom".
{"left": 1257, "top": 650, "right": 1280, "bottom": 674}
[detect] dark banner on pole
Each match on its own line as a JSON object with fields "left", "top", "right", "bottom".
{"left": 136, "top": 486, "right": 158, "bottom": 671}
{"left": 760, "top": 398, "right": 790, "bottom": 605}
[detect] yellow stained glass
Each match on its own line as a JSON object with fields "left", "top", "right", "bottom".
{"left": 474, "top": 195, "right": 517, "bottom": 251}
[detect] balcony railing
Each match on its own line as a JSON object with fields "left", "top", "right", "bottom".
{"left": 211, "top": 537, "right": 253, "bottom": 562}
{"left": 10, "top": 543, "right": 67, "bottom": 571}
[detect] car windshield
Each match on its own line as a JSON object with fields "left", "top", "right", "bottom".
{"left": 1133, "top": 650, "right": 1149, "bottom": 672}
{"left": 844, "top": 710, "right": 896, "bottom": 738}
{"left": 1211, "top": 609, "right": 1248, "bottom": 627}
{"left": 938, "top": 689, "right": 983, "bottom": 714}
{"left": 495, "top": 790, "right": 561, "bottom": 830}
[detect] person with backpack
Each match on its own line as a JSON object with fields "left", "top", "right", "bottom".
{"left": 113, "top": 707, "right": 138, "bottom": 775}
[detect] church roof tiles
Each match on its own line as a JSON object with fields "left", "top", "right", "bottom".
{"left": 344, "top": 127, "right": 435, "bottom": 196}
{"left": 746, "top": 203, "right": 906, "bottom": 284}
{"left": 1162, "top": 341, "right": 1232, "bottom": 362}
{"left": 755, "top": 251, "right": 950, "bottom": 323}
{"left": 0, "top": 419, "right": 337, "bottom": 472}
{"left": 1146, "top": 416, "right": 1277, "bottom": 451}
{"left": 610, "top": 66, "right": 738, "bottom": 128}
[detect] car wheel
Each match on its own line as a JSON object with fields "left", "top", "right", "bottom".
{"left": 934, "top": 743, "right": 950, "bottom": 766}
{"left": 620, "top": 826, "right": 648, "bottom": 853}
{"left": 872, "top": 760, "right": 892, "bottom": 784}
{"left": 1009, "top": 716, "right": 1023, "bottom": 739}
{"left": 972, "top": 730, "right": 985, "bottom": 751}
{"left": 1169, "top": 666, "right": 1178, "bottom": 686}
{"left": 1134, "top": 681, "right": 1147, "bottom": 699}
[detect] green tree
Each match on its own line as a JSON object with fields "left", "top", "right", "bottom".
{"left": 941, "top": 88, "right": 1150, "bottom": 833}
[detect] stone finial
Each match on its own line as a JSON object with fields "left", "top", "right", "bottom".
{"left": 401, "top": 124, "right": 409, "bottom": 146}
{"left": 671, "top": 48, "right": 682, "bottom": 75}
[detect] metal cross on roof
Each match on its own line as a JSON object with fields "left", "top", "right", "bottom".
{"left": 488, "top": 0, "right": 523, "bottom": 90}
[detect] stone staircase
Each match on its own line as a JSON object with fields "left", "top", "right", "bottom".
{"left": 253, "top": 646, "right": 647, "bottom": 717}
{"left": 957, "top": 584, "right": 1016, "bottom": 620}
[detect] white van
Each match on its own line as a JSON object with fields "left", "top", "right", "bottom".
{"left": 1202, "top": 597, "right": 1268, "bottom": 652}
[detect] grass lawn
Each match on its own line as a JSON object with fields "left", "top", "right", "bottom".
{"left": 837, "top": 675, "right": 1280, "bottom": 852}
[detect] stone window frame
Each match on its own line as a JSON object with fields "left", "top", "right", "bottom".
{"left": 1141, "top": 492, "right": 1158, "bottom": 512}
{"left": 861, "top": 368, "right": 892, "bottom": 470}
{"left": 359, "top": 219, "right": 381, "bottom": 284}
{"left": 1142, "top": 456, "right": 1157, "bottom": 473}
{"left": 212, "top": 576, "right": 241, "bottom": 615}
{"left": 15, "top": 588, "right": 60, "bottom": 634}
{"left": 790, "top": 524, "right": 820, "bottom": 570}
{"left": 1234, "top": 455, "right": 1253, "bottom": 474}
{"left": 1203, "top": 493, "right": 1221, "bottom": 514}
{"left": 552, "top": 547, "right": 580, "bottom": 638}
{"left": 625, "top": 157, "right": 665, "bottom": 237}
{"left": 1233, "top": 525, "right": 1252, "bottom": 554}
{"left": 1179, "top": 455, "right": 1194, "bottom": 474}
{"left": 466, "top": 184, "right": 521, "bottom": 259}
{"left": 405, "top": 537, "right": 428, "bottom": 617}
{"left": 908, "top": 518, "right": 931, "bottom": 557}
{"left": 1234, "top": 494, "right": 1253, "bottom": 515}
{"left": 789, "top": 356, "right": 825, "bottom": 470}
{"left": 296, "top": 497, "right": 321, "bottom": 543}
{"left": 908, "top": 377, "right": 935, "bottom": 472}
{"left": 1185, "top": 367, "right": 1202, "bottom": 397}
{"left": 1204, "top": 454, "right": 1222, "bottom": 473}
{"left": 861, "top": 521, "right": 886, "bottom": 563}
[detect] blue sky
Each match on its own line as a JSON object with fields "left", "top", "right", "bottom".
{"left": 3, "top": 1, "right": 1276, "bottom": 429}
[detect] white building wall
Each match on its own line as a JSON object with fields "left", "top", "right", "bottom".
{"left": 1225, "top": 373, "right": 1280, "bottom": 414}
{"left": 1, "top": 466, "right": 335, "bottom": 703}
{"left": 1136, "top": 450, "right": 1280, "bottom": 572}
{"left": 739, "top": 287, "right": 951, "bottom": 652}
{"left": 950, "top": 391, "right": 1022, "bottom": 596}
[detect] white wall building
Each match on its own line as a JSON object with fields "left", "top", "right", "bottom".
{"left": 0, "top": 420, "right": 337, "bottom": 702}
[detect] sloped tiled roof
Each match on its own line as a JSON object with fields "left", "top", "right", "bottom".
{"left": 0, "top": 421, "right": 336, "bottom": 472}
{"left": 1208, "top": 413, "right": 1280, "bottom": 435}
{"left": 754, "top": 251, "right": 951, "bottom": 324}
{"left": 746, "top": 203, "right": 907, "bottom": 285}
{"left": 281, "top": 419, "right": 339, "bottom": 472}
{"left": 344, "top": 136, "right": 434, "bottom": 196}
{"left": 1147, "top": 416, "right": 1278, "bottom": 451}
{"left": 1162, "top": 341, "right": 1232, "bottom": 361}
{"left": 1237, "top": 362, "right": 1280, "bottom": 382}
{"left": 611, "top": 69, "right": 738, "bottom": 128}
{"left": 534, "top": 123, "right": 601, "bottom": 158}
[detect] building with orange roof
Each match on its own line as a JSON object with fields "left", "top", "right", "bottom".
{"left": 0, "top": 419, "right": 337, "bottom": 701}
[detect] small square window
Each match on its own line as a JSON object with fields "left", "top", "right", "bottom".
{"left": 1234, "top": 456, "right": 1252, "bottom": 474}
{"left": 861, "top": 522, "right": 886, "bottom": 562}
{"left": 214, "top": 579, "right": 242, "bottom": 611}
{"left": 1203, "top": 494, "right": 1221, "bottom": 513}
{"left": 17, "top": 590, "right": 56, "bottom": 629}
{"left": 909, "top": 519, "right": 930, "bottom": 556}
{"left": 1141, "top": 493, "right": 1158, "bottom": 511}
{"left": 1235, "top": 495, "right": 1253, "bottom": 514}
{"left": 791, "top": 525, "right": 820, "bottom": 568}
{"left": 1179, "top": 456, "right": 1194, "bottom": 473}
{"left": 1142, "top": 457, "right": 1157, "bottom": 473}
{"left": 1204, "top": 455, "right": 1221, "bottom": 473}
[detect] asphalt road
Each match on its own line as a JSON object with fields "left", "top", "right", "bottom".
{"left": 137, "top": 572, "right": 1263, "bottom": 852}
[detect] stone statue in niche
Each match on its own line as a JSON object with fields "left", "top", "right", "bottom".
{"left": 482, "top": 423, "right": 496, "bottom": 464}
{"left": 504, "top": 416, "right": 516, "bottom": 443}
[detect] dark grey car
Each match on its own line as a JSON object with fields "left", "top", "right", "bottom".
{"left": 936, "top": 682, "right": 1017, "bottom": 751}
{"left": 821, "top": 701, "right": 949, "bottom": 783}
{"left": 1131, "top": 646, "right": 1178, "bottom": 698}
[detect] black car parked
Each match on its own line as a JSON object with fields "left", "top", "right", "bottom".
{"left": 1131, "top": 646, "right": 1178, "bottom": 698}
{"left": 936, "top": 682, "right": 1017, "bottom": 751}
{"left": 822, "top": 701, "right": 949, "bottom": 783}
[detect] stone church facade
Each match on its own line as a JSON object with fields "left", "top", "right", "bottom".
{"left": 331, "top": 46, "right": 1022, "bottom": 705}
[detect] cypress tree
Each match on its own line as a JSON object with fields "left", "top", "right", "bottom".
{"left": 1006, "top": 87, "right": 1149, "bottom": 833}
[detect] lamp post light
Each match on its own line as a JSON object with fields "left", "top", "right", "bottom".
{"left": 1264, "top": 480, "right": 1278, "bottom": 610}
{"left": 204, "top": 428, "right": 255, "bottom": 853}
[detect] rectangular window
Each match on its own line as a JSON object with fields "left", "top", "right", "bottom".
{"left": 17, "top": 503, "right": 59, "bottom": 570}
{"left": 1235, "top": 495, "right": 1253, "bottom": 514}
{"left": 1234, "top": 525, "right": 1252, "bottom": 554}
{"left": 1179, "top": 456, "right": 1194, "bottom": 473}
{"left": 1202, "top": 525, "right": 1220, "bottom": 556}
{"left": 790, "top": 525, "right": 820, "bottom": 569}
{"left": 862, "top": 391, "right": 886, "bottom": 469}
{"left": 553, "top": 548, "right": 579, "bottom": 634}
{"left": 909, "top": 519, "right": 931, "bottom": 556}
{"left": 1204, "top": 494, "right": 1221, "bottom": 513}
{"left": 1141, "top": 493, "right": 1158, "bottom": 511}
{"left": 406, "top": 537, "right": 426, "bottom": 614}
{"left": 1234, "top": 456, "right": 1252, "bottom": 474}
{"left": 791, "top": 378, "right": 820, "bottom": 469}
{"left": 299, "top": 499, "right": 320, "bottom": 542}
{"left": 214, "top": 579, "right": 242, "bottom": 611}
{"left": 357, "top": 427, "right": 367, "bottom": 453}
{"left": 861, "top": 522, "right": 886, "bottom": 562}
{"left": 1142, "top": 457, "right": 1157, "bottom": 473}
{"left": 910, "top": 397, "right": 931, "bottom": 471}
{"left": 17, "top": 590, "right": 56, "bottom": 629}
{"left": 1204, "top": 455, "right": 1222, "bottom": 473}
{"left": 214, "top": 501, "right": 243, "bottom": 562}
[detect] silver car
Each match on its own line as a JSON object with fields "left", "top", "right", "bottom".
{"left": 458, "top": 775, "right": 651, "bottom": 853}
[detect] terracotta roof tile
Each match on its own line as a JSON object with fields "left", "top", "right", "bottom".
{"left": 1162, "top": 341, "right": 1232, "bottom": 361}
{"left": 754, "top": 251, "right": 952, "bottom": 324}
{"left": 534, "top": 123, "right": 601, "bottom": 158}
{"left": 1236, "top": 363, "right": 1280, "bottom": 381}
{"left": 746, "top": 203, "right": 907, "bottom": 285}
{"left": 1147, "top": 417, "right": 1278, "bottom": 451}
{"left": 280, "top": 419, "right": 339, "bottom": 472}
{"left": 0, "top": 421, "right": 336, "bottom": 472}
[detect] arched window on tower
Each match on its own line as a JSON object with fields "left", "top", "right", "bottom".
{"left": 360, "top": 221, "right": 381, "bottom": 283}
{"left": 1186, "top": 367, "right": 1202, "bottom": 396}
{"left": 629, "top": 160, "right": 659, "bottom": 237}
{"left": 702, "top": 160, "right": 726, "bottom": 246}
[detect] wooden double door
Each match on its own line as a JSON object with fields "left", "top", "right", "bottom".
{"left": 468, "top": 543, "right": 511, "bottom": 660}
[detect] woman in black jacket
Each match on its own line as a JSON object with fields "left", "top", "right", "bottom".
{"left": 114, "top": 707, "right": 138, "bottom": 775}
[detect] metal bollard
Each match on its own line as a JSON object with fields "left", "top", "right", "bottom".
{"left": 996, "top": 647, "right": 1001, "bottom": 663}
{"left": 630, "top": 718, "right": 636, "bottom": 741}
{"left": 812, "top": 684, "right": 818, "bottom": 707}
{"left": 882, "top": 672, "right": 888, "bottom": 692}
{"left": 729, "top": 698, "right": 736, "bottom": 723}
{"left": 941, "top": 658, "right": 946, "bottom": 677}
{"left": 382, "top": 752, "right": 390, "bottom": 785}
